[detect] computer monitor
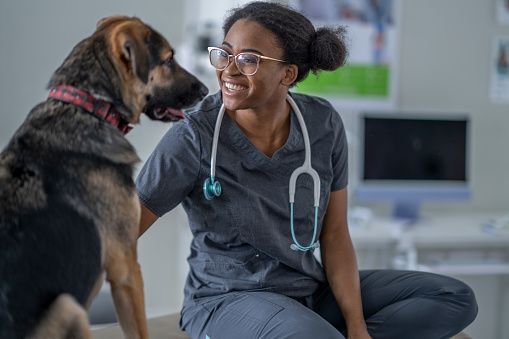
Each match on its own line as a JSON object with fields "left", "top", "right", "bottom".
{"left": 354, "top": 112, "right": 471, "bottom": 220}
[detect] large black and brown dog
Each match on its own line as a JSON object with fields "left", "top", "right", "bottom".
{"left": 0, "top": 16, "right": 207, "bottom": 339}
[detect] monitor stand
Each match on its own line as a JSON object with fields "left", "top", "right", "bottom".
{"left": 393, "top": 199, "right": 420, "bottom": 221}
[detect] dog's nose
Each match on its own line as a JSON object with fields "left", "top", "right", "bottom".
{"left": 199, "top": 83, "right": 209, "bottom": 98}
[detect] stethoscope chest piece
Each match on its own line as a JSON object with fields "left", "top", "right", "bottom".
{"left": 203, "top": 177, "right": 222, "bottom": 200}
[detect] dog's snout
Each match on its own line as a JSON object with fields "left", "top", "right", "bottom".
{"left": 180, "top": 67, "right": 208, "bottom": 100}
{"left": 188, "top": 80, "right": 208, "bottom": 107}
{"left": 198, "top": 82, "right": 209, "bottom": 99}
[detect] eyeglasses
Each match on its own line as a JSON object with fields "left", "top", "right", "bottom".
{"left": 208, "top": 47, "right": 287, "bottom": 76}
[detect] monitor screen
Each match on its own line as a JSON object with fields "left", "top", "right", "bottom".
{"left": 355, "top": 113, "right": 471, "bottom": 220}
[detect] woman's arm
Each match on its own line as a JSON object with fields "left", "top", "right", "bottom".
{"left": 139, "top": 200, "right": 159, "bottom": 237}
{"left": 320, "top": 188, "right": 371, "bottom": 338}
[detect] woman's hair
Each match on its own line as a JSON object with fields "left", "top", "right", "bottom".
{"left": 222, "top": 1, "right": 348, "bottom": 86}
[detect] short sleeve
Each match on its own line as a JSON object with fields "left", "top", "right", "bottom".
{"left": 330, "top": 108, "right": 348, "bottom": 191}
{"left": 135, "top": 119, "right": 201, "bottom": 217}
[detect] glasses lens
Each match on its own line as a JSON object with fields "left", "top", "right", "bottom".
{"left": 210, "top": 48, "right": 229, "bottom": 70}
{"left": 236, "top": 53, "right": 259, "bottom": 75}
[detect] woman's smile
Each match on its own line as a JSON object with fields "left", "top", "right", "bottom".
{"left": 223, "top": 80, "right": 248, "bottom": 95}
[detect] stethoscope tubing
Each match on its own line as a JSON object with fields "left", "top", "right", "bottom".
{"left": 286, "top": 95, "right": 320, "bottom": 208}
{"left": 210, "top": 103, "right": 226, "bottom": 180}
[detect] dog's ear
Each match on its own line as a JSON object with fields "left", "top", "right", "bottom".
{"left": 97, "top": 15, "right": 130, "bottom": 31}
{"left": 116, "top": 29, "right": 150, "bottom": 84}
{"left": 98, "top": 16, "right": 150, "bottom": 83}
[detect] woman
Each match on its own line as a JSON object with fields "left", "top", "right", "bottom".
{"left": 136, "top": 2, "right": 477, "bottom": 338}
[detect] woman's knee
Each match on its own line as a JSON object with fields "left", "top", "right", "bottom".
{"left": 416, "top": 273, "right": 478, "bottom": 333}
{"left": 440, "top": 277, "right": 478, "bottom": 328}
{"left": 362, "top": 270, "right": 478, "bottom": 338}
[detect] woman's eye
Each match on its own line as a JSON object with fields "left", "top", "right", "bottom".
{"left": 240, "top": 55, "right": 257, "bottom": 64}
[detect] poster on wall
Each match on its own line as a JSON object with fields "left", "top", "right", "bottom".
{"left": 490, "top": 36, "right": 509, "bottom": 103}
{"left": 290, "top": 0, "right": 400, "bottom": 110}
{"left": 497, "top": 0, "right": 509, "bottom": 25}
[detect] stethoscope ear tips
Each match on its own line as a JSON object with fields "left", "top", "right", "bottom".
{"left": 203, "top": 177, "right": 222, "bottom": 200}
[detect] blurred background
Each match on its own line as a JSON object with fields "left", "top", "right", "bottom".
{"left": 1, "top": 1, "right": 508, "bottom": 338}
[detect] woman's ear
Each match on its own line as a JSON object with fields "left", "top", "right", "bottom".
{"left": 281, "top": 64, "right": 298, "bottom": 87}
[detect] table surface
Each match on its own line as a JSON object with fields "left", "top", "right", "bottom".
{"left": 350, "top": 212, "right": 509, "bottom": 248}
{"left": 92, "top": 313, "right": 189, "bottom": 339}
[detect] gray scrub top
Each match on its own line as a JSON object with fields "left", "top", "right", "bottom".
{"left": 136, "top": 91, "right": 348, "bottom": 306}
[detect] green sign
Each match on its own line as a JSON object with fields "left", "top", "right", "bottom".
{"left": 295, "top": 63, "right": 390, "bottom": 98}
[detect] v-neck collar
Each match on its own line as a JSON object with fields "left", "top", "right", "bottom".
{"left": 220, "top": 105, "right": 302, "bottom": 173}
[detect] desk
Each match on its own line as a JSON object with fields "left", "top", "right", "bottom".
{"left": 349, "top": 211, "right": 509, "bottom": 339}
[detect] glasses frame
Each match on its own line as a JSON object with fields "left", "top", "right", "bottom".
{"left": 208, "top": 47, "right": 287, "bottom": 76}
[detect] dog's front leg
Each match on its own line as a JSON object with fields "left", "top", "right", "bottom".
{"left": 106, "top": 246, "right": 149, "bottom": 339}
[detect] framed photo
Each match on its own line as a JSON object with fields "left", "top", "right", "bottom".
{"left": 497, "top": 0, "right": 509, "bottom": 25}
{"left": 490, "top": 36, "right": 509, "bottom": 103}
{"left": 290, "top": 0, "right": 401, "bottom": 110}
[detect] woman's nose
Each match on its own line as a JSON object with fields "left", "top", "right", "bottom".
{"left": 223, "top": 57, "right": 241, "bottom": 75}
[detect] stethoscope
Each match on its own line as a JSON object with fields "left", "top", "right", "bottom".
{"left": 203, "top": 94, "right": 320, "bottom": 251}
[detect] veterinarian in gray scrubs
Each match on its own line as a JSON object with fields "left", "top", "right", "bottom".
{"left": 136, "top": 2, "right": 477, "bottom": 338}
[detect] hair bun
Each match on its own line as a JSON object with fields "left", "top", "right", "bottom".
{"left": 309, "top": 26, "right": 348, "bottom": 72}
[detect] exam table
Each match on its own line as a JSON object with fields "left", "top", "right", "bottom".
{"left": 91, "top": 312, "right": 471, "bottom": 339}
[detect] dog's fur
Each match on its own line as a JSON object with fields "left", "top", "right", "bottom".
{"left": 0, "top": 16, "right": 207, "bottom": 339}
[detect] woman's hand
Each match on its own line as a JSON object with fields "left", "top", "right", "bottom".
{"left": 347, "top": 326, "right": 372, "bottom": 339}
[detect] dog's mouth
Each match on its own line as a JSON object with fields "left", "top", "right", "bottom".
{"left": 145, "top": 107, "right": 184, "bottom": 122}
{"left": 155, "top": 107, "right": 184, "bottom": 121}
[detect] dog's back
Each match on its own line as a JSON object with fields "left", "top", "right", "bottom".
{"left": 0, "top": 103, "right": 108, "bottom": 338}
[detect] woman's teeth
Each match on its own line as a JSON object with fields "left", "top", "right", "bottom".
{"left": 224, "top": 82, "right": 247, "bottom": 91}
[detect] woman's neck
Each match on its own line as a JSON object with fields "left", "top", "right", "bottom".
{"left": 227, "top": 99, "right": 291, "bottom": 158}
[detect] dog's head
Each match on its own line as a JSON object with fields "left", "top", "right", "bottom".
{"left": 50, "top": 16, "right": 208, "bottom": 125}
{"left": 96, "top": 16, "right": 209, "bottom": 123}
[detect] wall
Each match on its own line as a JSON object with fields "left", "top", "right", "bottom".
{"left": 397, "top": 3, "right": 509, "bottom": 337}
{"left": 397, "top": 0, "right": 509, "bottom": 214}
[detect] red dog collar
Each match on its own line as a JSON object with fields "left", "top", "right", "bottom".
{"left": 48, "top": 85, "right": 133, "bottom": 135}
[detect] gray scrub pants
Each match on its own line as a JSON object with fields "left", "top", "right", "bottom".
{"left": 180, "top": 270, "right": 478, "bottom": 339}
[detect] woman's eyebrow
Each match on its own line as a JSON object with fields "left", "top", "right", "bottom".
{"left": 242, "top": 48, "right": 264, "bottom": 55}
{"left": 222, "top": 41, "right": 264, "bottom": 55}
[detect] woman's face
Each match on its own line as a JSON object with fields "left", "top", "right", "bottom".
{"left": 217, "top": 19, "right": 290, "bottom": 112}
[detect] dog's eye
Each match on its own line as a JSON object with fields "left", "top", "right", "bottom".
{"left": 165, "top": 56, "right": 174, "bottom": 67}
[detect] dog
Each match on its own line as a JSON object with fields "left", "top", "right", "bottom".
{"left": 0, "top": 15, "right": 208, "bottom": 339}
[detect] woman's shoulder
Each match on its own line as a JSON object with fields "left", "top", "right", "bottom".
{"left": 165, "top": 91, "right": 222, "bottom": 139}
{"left": 184, "top": 91, "right": 223, "bottom": 122}
{"left": 290, "top": 92, "right": 342, "bottom": 126}
{"left": 290, "top": 92, "right": 336, "bottom": 113}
